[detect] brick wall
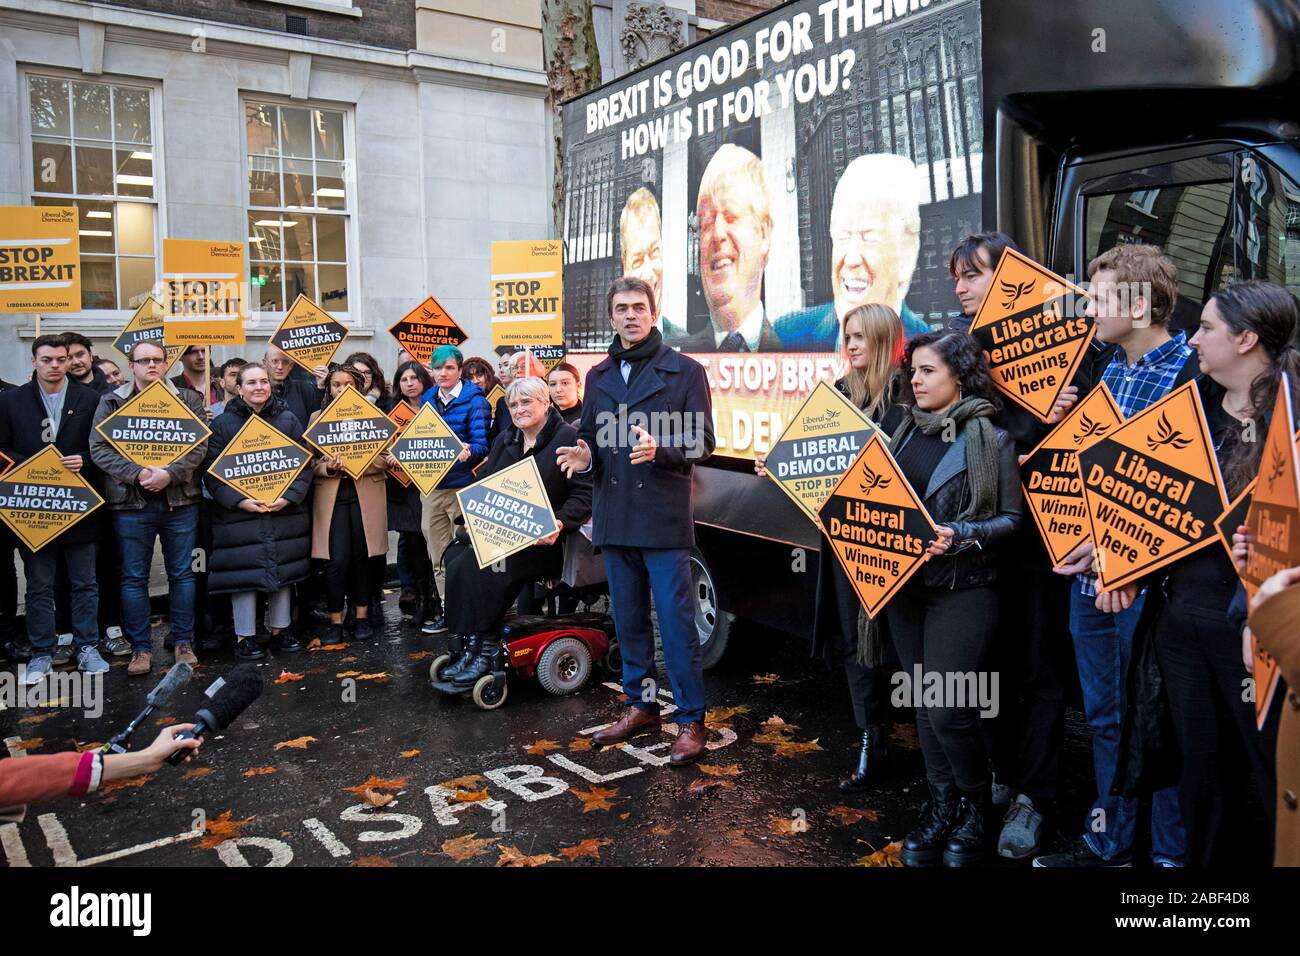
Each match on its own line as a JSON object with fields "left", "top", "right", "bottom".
{"left": 696, "top": 0, "right": 783, "bottom": 27}
{"left": 100, "top": 0, "right": 417, "bottom": 50}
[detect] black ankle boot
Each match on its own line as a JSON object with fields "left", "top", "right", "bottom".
{"left": 452, "top": 634, "right": 500, "bottom": 688}
{"left": 839, "top": 723, "right": 889, "bottom": 792}
{"left": 944, "top": 785, "right": 993, "bottom": 867}
{"left": 440, "top": 634, "right": 480, "bottom": 681}
{"left": 901, "top": 782, "right": 958, "bottom": 867}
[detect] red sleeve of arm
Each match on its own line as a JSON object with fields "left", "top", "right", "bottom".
{"left": 0, "top": 751, "right": 95, "bottom": 808}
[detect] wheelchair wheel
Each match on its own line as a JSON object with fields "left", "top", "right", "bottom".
{"left": 429, "top": 654, "right": 453, "bottom": 682}
{"left": 536, "top": 637, "right": 592, "bottom": 696}
{"left": 603, "top": 640, "right": 622, "bottom": 675}
{"left": 472, "top": 673, "right": 508, "bottom": 710}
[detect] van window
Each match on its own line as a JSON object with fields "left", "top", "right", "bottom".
{"left": 1083, "top": 180, "right": 1233, "bottom": 335}
{"left": 1237, "top": 152, "right": 1300, "bottom": 302}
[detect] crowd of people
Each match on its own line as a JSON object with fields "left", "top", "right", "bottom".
{"left": 0, "top": 234, "right": 1298, "bottom": 867}
{"left": 0, "top": 339, "right": 589, "bottom": 680}
{"left": 756, "top": 236, "right": 1300, "bottom": 868}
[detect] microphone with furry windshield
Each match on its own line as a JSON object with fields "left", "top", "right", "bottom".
{"left": 166, "top": 664, "right": 264, "bottom": 766}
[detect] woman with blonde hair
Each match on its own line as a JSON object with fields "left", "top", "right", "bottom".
{"left": 757, "top": 302, "right": 909, "bottom": 795}
{"left": 838, "top": 303, "right": 907, "bottom": 417}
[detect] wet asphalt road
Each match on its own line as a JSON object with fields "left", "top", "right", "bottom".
{"left": 1, "top": 591, "right": 1096, "bottom": 867}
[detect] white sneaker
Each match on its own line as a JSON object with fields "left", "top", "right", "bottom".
{"left": 22, "top": 656, "right": 53, "bottom": 686}
{"left": 78, "top": 646, "right": 110, "bottom": 674}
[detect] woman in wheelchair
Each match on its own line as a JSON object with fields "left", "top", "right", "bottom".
{"left": 440, "top": 376, "right": 593, "bottom": 687}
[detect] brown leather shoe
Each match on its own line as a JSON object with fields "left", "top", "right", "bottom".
{"left": 174, "top": 643, "right": 198, "bottom": 666}
{"left": 669, "top": 721, "right": 708, "bottom": 766}
{"left": 127, "top": 650, "right": 152, "bottom": 676}
{"left": 592, "top": 707, "right": 661, "bottom": 745}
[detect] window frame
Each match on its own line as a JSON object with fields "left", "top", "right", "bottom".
{"left": 239, "top": 93, "right": 359, "bottom": 330}
{"left": 18, "top": 68, "right": 168, "bottom": 331}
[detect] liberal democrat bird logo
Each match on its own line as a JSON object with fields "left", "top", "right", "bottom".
{"left": 1000, "top": 278, "right": 1035, "bottom": 309}
{"left": 1146, "top": 412, "right": 1193, "bottom": 451}
{"left": 1267, "top": 445, "right": 1287, "bottom": 484}
{"left": 859, "top": 465, "right": 892, "bottom": 494}
{"left": 1072, "top": 412, "right": 1110, "bottom": 445}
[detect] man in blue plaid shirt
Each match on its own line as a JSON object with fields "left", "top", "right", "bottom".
{"left": 1035, "top": 244, "right": 1198, "bottom": 869}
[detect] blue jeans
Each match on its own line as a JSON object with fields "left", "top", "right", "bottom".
{"left": 114, "top": 502, "right": 198, "bottom": 652}
{"left": 1070, "top": 579, "right": 1185, "bottom": 864}
{"left": 602, "top": 545, "right": 705, "bottom": 724}
{"left": 21, "top": 543, "right": 97, "bottom": 653}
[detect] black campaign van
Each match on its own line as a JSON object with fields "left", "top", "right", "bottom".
{"left": 560, "top": 0, "right": 1300, "bottom": 664}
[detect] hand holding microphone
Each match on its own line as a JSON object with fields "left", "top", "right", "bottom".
{"left": 166, "top": 664, "right": 264, "bottom": 766}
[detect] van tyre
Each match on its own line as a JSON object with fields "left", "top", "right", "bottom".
{"left": 536, "top": 637, "right": 592, "bottom": 696}
{"left": 689, "top": 548, "right": 733, "bottom": 670}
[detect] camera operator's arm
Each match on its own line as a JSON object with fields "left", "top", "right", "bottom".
{"left": 0, "top": 725, "right": 202, "bottom": 812}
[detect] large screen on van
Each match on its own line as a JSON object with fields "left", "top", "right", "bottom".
{"left": 561, "top": 0, "right": 983, "bottom": 459}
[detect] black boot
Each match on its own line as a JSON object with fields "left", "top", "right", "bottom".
{"left": 440, "top": 633, "right": 480, "bottom": 681}
{"left": 944, "top": 785, "right": 993, "bottom": 867}
{"left": 839, "top": 724, "right": 889, "bottom": 793}
{"left": 452, "top": 634, "right": 500, "bottom": 688}
{"left": 900, "top": 782, "right": 958, "bottom": 867}
{"left": 420, "top": 583, "right": 445, "bottom": 634}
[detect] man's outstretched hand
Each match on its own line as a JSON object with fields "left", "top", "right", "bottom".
{"left": 556, "top": 438, "right": 592, "bottom": 478}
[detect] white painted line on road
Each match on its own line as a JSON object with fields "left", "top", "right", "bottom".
{"left": 303, "top": 817, "right": 351, "bottom": 857}
{"left": 74, "top": 828, "right": 202, "bottom": 867}
{"left": 547, "top": 753, "right": 644, "bottom": 784}
{"left": 1, "top": 823, "right": 30, "bottom": 866}
{"left": 37, "top": 813, "right": 77, "bottom": 866}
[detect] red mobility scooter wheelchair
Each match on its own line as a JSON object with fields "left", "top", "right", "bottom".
{"left": 428, "top": 529, "right": 618, "bottom": 710}
{"left": 428, "top": 608, "right": 618, "bottom": 709}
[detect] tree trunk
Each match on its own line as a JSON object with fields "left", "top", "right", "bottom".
{"left": 542, "top": 0, "right": 602, "bottom": 238}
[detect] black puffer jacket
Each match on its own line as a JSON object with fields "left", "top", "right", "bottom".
{"left": 894, "top": 423, "right": 1022, "bottom": 589}
{"left": 202, "top": 395, "right": 313, "bottom": 595}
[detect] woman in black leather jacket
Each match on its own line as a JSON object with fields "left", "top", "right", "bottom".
{"left": 886, "top": 330, "right": 1023, "bottom": 867}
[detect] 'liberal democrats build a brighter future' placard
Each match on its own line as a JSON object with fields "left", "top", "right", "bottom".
{"left": 456, "top": 457, "right": 558, "bottom": 570}
{"left": 0, "top": 445, "right": 104, "bottom": 551}
{"left": 206, "top": 415, "right": 311, "bottom": 506}
{"left": 764, "top": 381, "right": 884, "bottom": 524}
{"left": 94, "top": 380, "right": 211, "bottom": 469}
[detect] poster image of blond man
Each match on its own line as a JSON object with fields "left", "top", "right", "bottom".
{"left": 775, "top": 153, "right": 932, "bottom": 351}
{"left": 620, "top": 187, "right": 684, "bottom": 340}
{"left": 673, "top": 143, "right": 781, "bottom": 353}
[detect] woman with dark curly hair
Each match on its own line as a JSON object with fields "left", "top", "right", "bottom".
{"left": 886, "top": 330, "right": 1023, "bottom": 867}
{"left": 342, "top": 351, "right": 390, "bottom": 406}
{"left": 464, "top": 356, "right": 510, "bottom": 446}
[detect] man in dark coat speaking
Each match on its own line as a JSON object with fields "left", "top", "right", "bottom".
{"left": 557, "top": 276, "right": 716, "bottom": 766}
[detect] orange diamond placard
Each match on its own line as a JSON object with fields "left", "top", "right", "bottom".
{"left": 1076, "top": 381, "right": 1227, "bottom": 592}
{"left": 817, "top": 432, "right": 936, "bottom": 618}
{"left": 1020, "top": 383, "right": 1123, "bottom": 566}
{"left": 1242, "top": 376, "right": 1300, "bottom": 728}
{"left": 389, "top": 296, "right": 466, "bottom": 364}
{"left": 385, "top": 400, "right": 419, "bottom": 488}
{"left": 969, "top": 248, "right": 1094, "bottom": 422}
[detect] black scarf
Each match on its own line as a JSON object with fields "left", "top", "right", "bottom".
{"left": 609, "top": 328, "right": 663, "bottom": 387}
